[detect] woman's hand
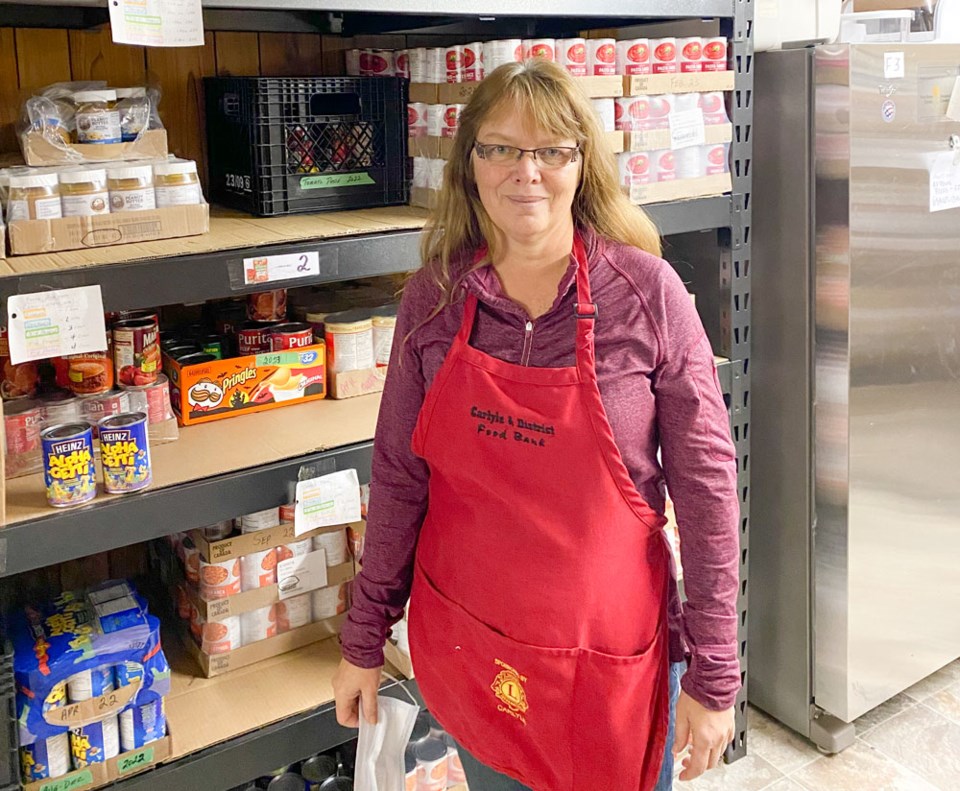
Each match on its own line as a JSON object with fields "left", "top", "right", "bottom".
{"left": 672, "top": 691, "right": 736, "bottom": 781}
{"left": 332, "top": 658, "right": 383, "bottom": 727}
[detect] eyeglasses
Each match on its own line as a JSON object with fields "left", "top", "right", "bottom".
{"left": 474, "top": 142, "right": 581, "bottom": 168}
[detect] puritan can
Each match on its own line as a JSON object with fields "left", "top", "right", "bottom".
{"left": 66, "top": 666, "right": 115, "bottom": 702}
{"left": 275, "top": 594, "right": 312, "bottom": 632}
{"left": 268, "top": 322, "right": 314, "bottom": 351}
{"left": 408, "top": 103, "right": 428, "bottom": 137}
{"left": 444, "top": 45, "right": 463, "bottom": 83}
{"left": 240, "top": 604, "right": 278, "bottom": 645}
{"left": 65, "top": 351, "right": 114, "bottom": 395}
{"left": 702, "top": 37, "right": 728, "bottom": 71}
{"left": 557, "top": 38, "right": 587, "bottom": 76}
{"left": 587, "top": 39, "right": 617, "bottom": 76}
{"left": 113, "top": 317, "right": 160, "bottom": 387}
{"left": 238, "top": 321, "right": 278, "bottom": 355}
{"left": 616, "top": 39, "right": 651, "bottom": 75}
{"left": 651, "top": 38, "right": 678, "bottom": 74}
{"left": 120, "top": 696, "right": 166, "bottom": 751}
{"left": 463, "top": 42, "right": 482, "bottom": 81}
{"left": 311, "top": 584, "right": 349, "bottom": 620}
{"left": 99, "top": 412, "right": 151, "bottom": 494}
{"left": 199, "top": 557, "right": 241, "bottom": 599}
{"left": 200, "top": 615, "right": 241, "bottom": 653}
{"left": 678, "top": 37, "right": 704, "bottom": 73}
{"left": 20, "top": 732, "right": 71, "bottom": 781}
{"left": 41, "top": 423, "right": 96, "bottom": 507}
{"left": 240, "top": 547, "right": 278, "bottom": 591}
{"left": 248, "top": 289, "right": 287, "bottom": 322}
{"left": 70, "top": 715, "right": 120, "bottom": 767}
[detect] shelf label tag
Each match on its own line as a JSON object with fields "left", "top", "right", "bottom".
{"left": 669, "top": 109, "right": 706, "bottom": 150}
{"left": 294, "top": 468, "right": 361, "bottom": 537}
{"left": 930, "top": 151, "right": 960, "bottom": 212}
{"left": 243, "top": 251, "right": 320, "bottom": 285}
{"left": 277, "top": 548, "right": 329, "bottom": 599}
{"left": 40, "top": 770, "right": 94, "bottom": 791}
{"left": 118, "top": 747, "right": 155, "bottom": 775}
{"left": 6, "top": 286, "right": 106, "bottom": 365}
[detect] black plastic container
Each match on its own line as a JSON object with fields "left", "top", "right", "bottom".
{"left": 204, "top": 76, "right": 409, "bottom": 216}
{"left": 1, "top": 639, "right": 17, "bottom": 791}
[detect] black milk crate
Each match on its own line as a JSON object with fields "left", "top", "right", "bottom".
{"left": 0, "top": 639, "right": 15, "bottom": 791}
{"left": 205, "top": 76, "right": 409, "bottom": 216}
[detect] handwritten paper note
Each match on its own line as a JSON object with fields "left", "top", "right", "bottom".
{"left": 7, "top": 286, "right": 107, "bottom": 365}
{"left": 294, "top": 469, "right": 361, "bottom": 537}
{"left": 109, "top": 0, "right": 204, "bottom": 48}
{"left": 930, "top": 151, "right": 960, "bottom": 213}
{"left": 669, "top": 108, "right": 707, "bottom": 150}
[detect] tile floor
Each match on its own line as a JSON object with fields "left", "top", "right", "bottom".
{"left": 681, "top": 659, "right": 960, "bottom": 791}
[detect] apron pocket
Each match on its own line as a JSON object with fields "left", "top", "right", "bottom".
{"left": 409, "top": 561, "right": 578, "bottom": 791}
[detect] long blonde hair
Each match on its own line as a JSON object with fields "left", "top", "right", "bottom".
{"left": 419, "top": 58, "right": 661, "bottom": 317}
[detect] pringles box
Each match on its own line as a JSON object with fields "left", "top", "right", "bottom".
{"left": 163, "top": 343, "right": 327, "bottom": 426}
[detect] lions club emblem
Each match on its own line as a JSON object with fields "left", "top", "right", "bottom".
{"left": 492, "top": 661, "right": 529, "bottom": 723}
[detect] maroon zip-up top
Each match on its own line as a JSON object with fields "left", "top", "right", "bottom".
{"left": 340, "top": 227, "right": 742, "bottom": 711}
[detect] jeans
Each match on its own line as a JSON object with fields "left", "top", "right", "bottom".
{"left": 458, "top": 661, "right": 686, "bottom": 790}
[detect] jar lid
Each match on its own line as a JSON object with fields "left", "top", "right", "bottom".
{"left": 153, "top": 160, "right": 198, "bottom": 177}
{"left": 107, "top": 164, "right": 155, "bottom": 181}
{"left": 73, "top": 90, "right": 118, "bottom": 103}
{"left": 115, "top": 87, "right": 147, "bottom": 99}
{"left": 60, "top": 168, "right": 107, "bottom": 184}
{"left": 9, "top": 172, "right": 60, "bottom": 189}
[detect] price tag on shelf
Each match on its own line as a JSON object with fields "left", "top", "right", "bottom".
{"left": 243, "top": 251, "right": 320, "bottom": 285}
{"left": 277, "top": 549, "right": 329, "bottom": 600}
{"left": 294, "top": 468, "right": 361, "bottom": 537}
{"left": 669, "top": 108, "right": 706, "bottom": 151}
{"left": 6, "top": 286, "right": 107, "bottom": 365}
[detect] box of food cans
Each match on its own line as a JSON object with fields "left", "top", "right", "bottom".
{"left": 621, "top": 70, "right": 735, "bottom": 97}
{"left": 163, "top": 342, "right": 326, "bottom": 426}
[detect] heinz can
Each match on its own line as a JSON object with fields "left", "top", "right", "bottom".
{"left": 42, "top": 423, "right": 96, "bottom": 507}
{"left": 119, "top": 696, "right": 166, "bottom": 751}
{"left": 616, "top": 39, "right": 651, "bottom": 75}
{"left": 652, "top": 38, "right": 678, "bottom": 74}
{"left": 99, "top": 412, "right": 151, "bottom": 494}
{"left": 113, "top": 317, "right": 160, "bottom": 387}
{"left": 238, "top": 321, "right": 278, "bottom": 355}
{"left": 587, "top": 39, "right": 617, "bottom": 76}
{"left": 268, "top": 322, "right": 314, "bottom": 351}
{"left": 679, "top": 37, "right": 704, "bottom": 73}
{"left": 463, "top": 42, "right": 482, "bottom": 81}
{"left": 557, "top": 38, "right": 587, "bottom": 76}
{"left": 65, "top": 351, "right": 114, "bottom": 395}
{"left": 70, "top": 715, "right": 120, "bottom": 766}
{"left": 702, "top": 37, "right": 728, "bottom": 72}
{"left": 20, "top": 732, "right": 71, "bottom": 781}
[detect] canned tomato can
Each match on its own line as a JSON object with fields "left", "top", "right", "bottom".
{"left": 42, "top": 423, "right": 97, "bottom": 507}
{"left": 587, "top": 39, "right": 616, "bottom": 76}
{"left": 199, "top": 557, "right": 241, "bottom": 599}
{"left": 120, "top": 696, "right": 166, "bottom": 751}
{"left": 70, "top": 715, "right": 120, "bottom": 766}
{"left": 618, "top": 152, "right": 652, "bottom": 187}
{"left": 240, "top": 547, "right": 278, "bottom": 591}
{"left": 650, "top": 148, "right": 677, "bottom": 182}
{"left": 238, "top": 321, "right": 278, "bottom": 355}
{"left": 702, "top": 37, "right": 728, "bottom": 71}
{"left": 20, "top": 732, "right": 71, "bottom": 781}
{"left": 240, "top": 605, "right": 278, "bottom": 646}
{"left": 651, "top": 38, "right": 678, "bottom": 74}
{"left": 275, "top": 594, "right": 312, "bottom": 632}
{"left": 99, "top": 412, "right": 151, "bottom": 494}
{"left": 441, "top": 104, "right": 463, "bottom": 138}
{"left": 444, "top": 45, "right": 463, "bottom": 83}
{"left": 645, "top": 94, "right": 674, "bottom": 130}
{"left": 557, "top": 38, "right": 587, "bottom": 76}
{"left": 700, "top": 92, "right": 729, "bottom": 125}
{"left": 394, "top": 49, "right": 410, "bottom": 79}
{"left": 268, "top": 322, "right": 314, "bottom": 351}
{"left": 426, "top": 104, "right": 445, "bottom": 137}
{"left": 678, "top": 37, "right": 703, "bottom": 73}
{"left": 367, "top": 48, "right": 394, "bottom": 77}
{"left": 703, "top": 143, "right": 730, "bottom": 175}
{"left": 199, "top": 335, "right": 225, "bottom": 359}
{"left": 408, "top": 103, "right": 428, "bottom": 137}
{"left": 248, "top": 289, "right": 287, "bottom": 322}
{"left": 526, "top": 38, "right": 556, "bottom": 61}
{"left": 616, "top": 38, "right": 651, "bottom": 75}
{"left": 462, "top": 42, "right": 482, "bottom": 81}
{"left": 113, "top": 317, "right": 160, "bottom": 387}
{"left": 615, "top": 96, "right": 649, "bottom": 131}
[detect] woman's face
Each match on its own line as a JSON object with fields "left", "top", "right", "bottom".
{"left": 471, "top": 104, "right": 581, "bottom": 246}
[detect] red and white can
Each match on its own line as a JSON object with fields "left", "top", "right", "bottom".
{"left": 359, "top": 49, "right": 374, "bottom": 76}
{"left": 678, "top": 38, "right": 704, "bottom": 73}
{"left": 616, "top": 39, "right": 651, "bottom": 75}
{"left": 618, "top": 152, "right": 652, "bottom": 187}
{"left": 590, "top": 98, "right": 615, "bottom": 132}
{"left": 426, "top": 104, "right": 445, "bottom": 137}
{"left": 367, "top": 49, "right": 394, "bottom": 77}
{"left": 312, "top": 529, "right": 349, "bottom": 566}
{"left": 394, "top": 49, "right": 410, "bottom": 79}
{"left": 279, "top": 503, "right": 296, "bottom": 523}
{"left": 651, "top": 38, "right": 678, "bottom": 74}
{"left": 702, "top": 37, "right": 728, "bottom": 72}
{"left": 345, "top": 49, "right": 361, "bottom": 76}
{"left": 237, "top": 321, "right": 277, "bottom": 356}
{"left": 201, "top": 616, "right": 241, "bottom": 654}
{"left": 247, "top": 289, "right": 287, "bottom": 321}
{"left": 275, "top": 536, "right": 312, "bottom": 563}
{"left": 614, "top": 96, "right": 649, "bottom": 131}
{"left": 276, "top": 594, "right": 312, "bottom": 632}
{"left": 240, "top": 547, "right": 277, "bottom": 591}
{"left": 113, "top": 317, "right": 159, "bottom": 387}
{"left": 199, "top": 557, "right": 242, "bottom": 600}
{"left": 241, "top": 507, "right": 280, "bottom": 532}
{"left": 650, "top": 149, "right": 677, "bottom": 182}
{"left": 587, "top": 39, "right": 617, "bottom": 76}
{"left": 4, "top": 400, "right": 41, "bottom": 456}
{"left": 645, "top": 94, "right": 674, "bottom": 131}
{"left": 408, "top": 48, "right": 428, "bottom": 82}
{"left": 426, "top": 48, "right": 445, "bottom": 83}
{"left": 240, "top": 605, "right": 277, "bottom": 646}
{"left": 557, "top": 38, "right": 587, "bottom": 77}
{"left": 182, "top": 536, "right": 200, "bottom": 584}
{"left": 268, "top": 322, "right": 313, "bottom": 351}
{"left": 525, "top": 39, "right": 556, "bottom": 62}
{"left": 441, "top": 105, "right": 463, "bottom": 138}
{"left": 485, "top": 39, "right": 523, "bottom": 72}
{"left": 699, "top": 92, "right": 729, "bottom": 125}
{"left": 703, "top": 143, "right": 729, "bottom": 175}
{"left": 121, "top": 373, "right": 173, "bottom": 425}
{"left": 463, "top": 42, "right": 482, "bottom": 82}
{"left": 444, "top": 45, "right": 463, "bottom": 83}
{"left": 311, "top": 584, "right": 350, "bottom": 620}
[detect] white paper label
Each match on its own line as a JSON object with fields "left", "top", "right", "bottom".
{"left": 155, "top": 183, "right": 201, "bottom": 207}
{"left": 62, "top": 191, "right": 110, "bottom": 217}
{"left": 243, "top": 251, "right": 321, "bottom": 285}
{"left": 7, "top": 286, "right": 107, "bottom": 365}
{"left": 294, "top": 469, "right": 361, "bottom": 537}
{"left": 109, "top": 0, "right": 204, "bottom": 48}
{"left": 930, "top": 151, "right": 960, "bottom": 212}
{"left": 883, "top": 52, "right": 905, "bottom": 80}
{"left": 111, "top": 187, "right": 156, "bottom": 213}
{"left": 276, "top": 549, "right": 329, "bottom": 600}
{"left": 946, "top": 76, "right": 960, "bottom": 122}
{"left": 668, "top": 109, "right": 706, "bottom": 151}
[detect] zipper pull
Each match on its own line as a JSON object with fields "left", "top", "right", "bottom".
{"left": 525, "top": 321, "right": 533, "bottom": 332}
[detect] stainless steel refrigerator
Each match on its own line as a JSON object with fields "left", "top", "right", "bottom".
{"left": 751, "top": 44, "right": 960, "bottom": 751}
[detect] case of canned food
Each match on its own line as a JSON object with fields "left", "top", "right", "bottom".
{"left": 325, "top": 304, "right": 398, "bottom": 399}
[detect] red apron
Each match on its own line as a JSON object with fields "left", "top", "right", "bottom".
{"left": 408, "top": 236, "right": 671, "bottom": 791}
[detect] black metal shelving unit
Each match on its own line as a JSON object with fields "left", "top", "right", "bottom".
{"left": 0, "top": 0, "right": 753, "bottom": 786}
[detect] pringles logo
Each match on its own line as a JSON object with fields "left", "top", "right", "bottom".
{"left": 492, "top": 659, "right": 529, "bottom": 724}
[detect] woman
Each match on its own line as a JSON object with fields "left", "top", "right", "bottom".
{"left": 335, "top": 59, "right": 740, "bottom": 791}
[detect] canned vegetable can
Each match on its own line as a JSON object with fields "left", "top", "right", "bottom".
{"left": 99, "top": 412, "right": 151, "bottom": 493}
{"left": 41, "top": 423, "right": 97, "bottom": 507}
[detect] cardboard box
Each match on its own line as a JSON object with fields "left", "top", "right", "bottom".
{"left": 189, "top": 520, "right": 350, "bottom": 563}
{"left": 184, "top": 614, "right": 347, "bottom": 677}
{"left": 628, "top": 172, "right": 733, "bottom": 205}
{"left": 384, "top": 638, "right": 414, "bottom": 680}
{"left": 163, "top": 343, "right": 326, "bottom": 426}
{"left": 409, "top": 83, "right": 440, "bottom": 104}
{"left": 413, "top": 74, "right": 624, "bottom": 106}
{"left": 410, "top": 187, "right": 437, "bottom": 210}
{"left": 22, "top": 734, "right": 173, "bottom": 791}
{"left": 411, "top": 130, "right": 623, "bottom": 160}
{"left": 623, "top": 123, "right": 732, "bottom": 153}
{"left": 19, "top": 128, "right": 169, "bottom": 167}
{"left": 8, "top": 202, "right": 210, "bottom": 256}
{"left": 328, "top": 367, "right": 386, "bottom": 400}
{"left": 623, "top": 71, "right": 735, "bottom": 96}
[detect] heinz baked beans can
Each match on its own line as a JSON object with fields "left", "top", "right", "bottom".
{"left": 199, "top": 557, "right": 241, "bottom": 600}
{"left": 408, "top": 102, "right": 428, "bottom": 137}
{"left": 587, "top": 39, "right": 616, "bottom": 76}
{"left": 99, "top": 412, "right": 151, "bottom": 494}
{"left": 20, "top": 732, "right": 70, "bottom": 781}
{"left": 201, "top": 616, "right": 241, "bottom": 653}
{"left": 42, "top": 423, "right": 96, "bottom": 507}
{"left": 651, "top": 38, "right": 678, "bottom": 74}
{"left": 616, "top": 39, "right": 651, "bottom": 75}
{"left": 240, "top": 605, "right": 278, "bottom": 646}
{"left": 275, "top": 594, "right": 312, "bottom": 632}
{"left": 268, "top": 322, "right": 314, "bottom": 351}
{"left": 70, "top": 715, "right": 120, "bottom": 766}
{"left": 113, "top": 317, "right": 160, "bottom": 387}
{"left": 119, "top": 696, "right": 166, "bottom": 751}
{"left": 557, "top": 38, "right": 587, "bottom": 76}
{"left": 248, "top": 289, "right": 287, "bottom": 322}
{"left": 702, "top": 37, "right": 728, "bottom": 71}
{"left": 240, "top": 547, "right": 278, "bottom": 591}
{"left": 238, "top": 321, "right": 278, "bottom": 355}
{"left": 65, "top": 352, "right": 114, "bottom": 395}
{"left": 444, "top": 45, "right": 463, "bottom": 83}
{"left": 679, "top": 37, "right": 704, "bottom": 73}
{"left": 462, "top": 42, "right": 482, "bottom": 81}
